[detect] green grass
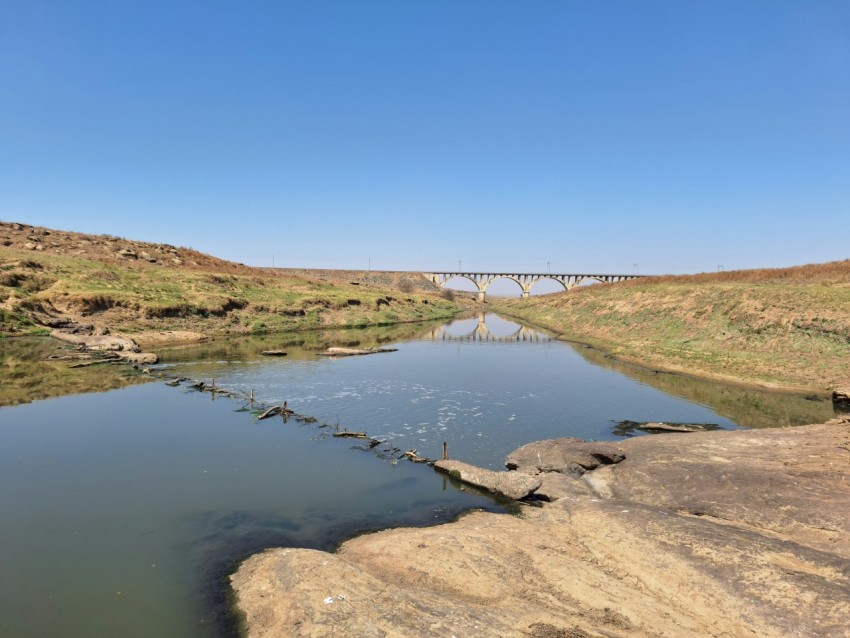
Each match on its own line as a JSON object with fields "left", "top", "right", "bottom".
{"left": 0, "top": 249, "right": 463, "bottom": 341}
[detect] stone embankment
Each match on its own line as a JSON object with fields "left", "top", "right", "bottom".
{"left": 232, "top": 417, "right": 850, "bottom": 638}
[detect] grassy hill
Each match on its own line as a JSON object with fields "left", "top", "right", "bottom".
{"left": 490, "top": 261, "right": 850, "bottom": 392}
{"left": 0, "top": 221, "right": 463, "bottom": 346}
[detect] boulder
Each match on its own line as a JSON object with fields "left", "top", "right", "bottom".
{"left": 121, "top": 352, "right": 159, "bottom": 365}
{"left": 434, "top": 460, "right": 541, "bottom": 500}
{"left": 505, "top": 437, "right": 625, "bottom": 477}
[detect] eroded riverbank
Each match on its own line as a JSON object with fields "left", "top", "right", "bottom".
{"left": 232, "top": 416, "right": 850, "bottom": 638}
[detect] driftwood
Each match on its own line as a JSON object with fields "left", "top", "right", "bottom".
{"left": 333, "top": 430, "right": 368, "bottom": 439}
{"left": 319, "top": 347, "right": 398, "bottom": 357}
{"left": 261, "top": 350, "right": 288, "bottom": 357}
{"left": 402, "top": 449, "right": 429, "bottom": 463}
{"left": 258, "top": 406, "right": 281, "bottom": 420}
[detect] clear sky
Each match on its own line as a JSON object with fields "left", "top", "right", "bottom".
{"left": 1, "top": 1, "right": 848, "bottom": 276}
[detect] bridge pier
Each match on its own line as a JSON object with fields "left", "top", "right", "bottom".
{"left": 521, "top": 290, "right": 530, "bottom": 299}
{"left": 478, "top": 290, "right": 486, "bottom": 302}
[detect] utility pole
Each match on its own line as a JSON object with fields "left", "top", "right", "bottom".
{"left": 633, "top": 262, "right": 639, "bottom": 275}
{"left": 272, "top": 255, "right": 275, "bottom": 268}
{"left": 368, "top": 257, "right": 371, "bottom": 272}
{"left": 458, "top": 260, "right": 462, "bottom": 272}
{"left": 546, "top": 261, "right": 550, "bottom": 274}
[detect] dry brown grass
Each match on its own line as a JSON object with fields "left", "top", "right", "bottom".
{"left": 611, "top": 259, "right": 850, "bottom": 288}
{"left": 492, "top": 261, "right": 850, "bottom": 391}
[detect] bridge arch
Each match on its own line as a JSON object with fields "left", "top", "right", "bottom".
{"left": 484, "top": 275, "right": 526, "bottom": 298}
{"left": 527, "top": 276, "right": 569, "bottom": 295}
{"left": 441, "top": 274, "right": 482, "bottom": 291}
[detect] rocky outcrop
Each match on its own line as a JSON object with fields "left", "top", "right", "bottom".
{"left": 232, "top": 418, "right": 850, "bottom": 638}
{"left": 505, "top": 437, "right": 625, "bottom": 477}
{"left": 50, "top": 329, "right": 140, "bottom": 352}
{"left": 49, "top": 326, "right": 159, "bottom": 365}
{"left": 434, "top": 459, "right": 541, "bottom": 500}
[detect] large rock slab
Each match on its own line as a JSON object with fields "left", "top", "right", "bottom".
{"left": 233, "top": 419, "right": 850, "bottom": 637}
{"left": 583, "top": 417, "right": 850, "bottom": 554}
{"left": 434, "top": 459, "right": 541, "bottom": 500}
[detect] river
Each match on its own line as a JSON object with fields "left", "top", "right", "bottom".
{"left": 0, "top": 313, "right": 835, "bottom": 637}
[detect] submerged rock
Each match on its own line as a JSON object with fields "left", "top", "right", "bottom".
{"left": 319, "top": 346, "right": 398, "bottom": 357}
{"left": 613, "top": 419, "right": 721, "bottom": 436}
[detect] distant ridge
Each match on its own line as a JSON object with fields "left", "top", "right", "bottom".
{"left": 630, "top": 260, "right": 850, "bottom": 286}
{"left": 1, "top": 220, "right": 253, "bottom": 274}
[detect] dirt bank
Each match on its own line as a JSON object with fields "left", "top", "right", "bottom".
{"left": 232, "top": 417, "right": 850, "bottom": 637}
{"left": 489, "top": 264, "right": 850, "bottom": 392}
{"left": 1, "top": 221, "right": 467, "bottom": 342}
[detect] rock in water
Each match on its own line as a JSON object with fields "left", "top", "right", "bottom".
{"left": 434, "top": 460, "right": 541, "bottom": 500}
{"left": 833, "top": 388, "right": 850, "bottom": 411}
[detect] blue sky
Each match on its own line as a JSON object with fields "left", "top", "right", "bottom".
{"left": 1, "top": 1, "right": 848, "bottom": 277}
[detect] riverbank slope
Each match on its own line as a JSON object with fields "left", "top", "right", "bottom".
{"left": 0, "top": 222, "right": 465, "bottom": 346}
{"left": 489, "top": 261, "right": 850, "bottom": 392}
{"left": 232, "top": 416, "right": 850, "bottom": 638}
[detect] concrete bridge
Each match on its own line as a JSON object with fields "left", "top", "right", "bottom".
{"left": 422, "top": 313, "right": 549, "bottom": 343}
{"left": 423, "top": 271, "right": 642, "bottom": 302}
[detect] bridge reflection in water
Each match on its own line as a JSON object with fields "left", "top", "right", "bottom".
{"left": 422, "top": 313, "right": 551, "bottom": 343}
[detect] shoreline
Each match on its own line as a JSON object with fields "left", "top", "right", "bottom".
{"left": 231, "top": 416, "right": 850, "bottom": 637}
{"left": 490, "top": 306, "right": 835, "bottom": 395}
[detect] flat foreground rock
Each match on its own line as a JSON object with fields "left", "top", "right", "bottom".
{"left": 232, "top": 418, "right": 850, "bottom": 638}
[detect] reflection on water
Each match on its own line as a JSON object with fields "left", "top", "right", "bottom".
{"left": 159, "top": 313, "right": 833, "bottom": 470}
{"left": 0, "top": 337, "right": 149, "bottom": 407}
{"left": 573, "top": 345, "right": 834, "bottom": 429}
{"left": 157, "top": 318, "right": 450, "bottom": 364}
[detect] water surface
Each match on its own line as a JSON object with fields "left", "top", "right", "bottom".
{"left": 159, "top": 313, "right": 834, "bottom": 469}
{"left": 0, "top": 313, "right": 834, "bottom": 637}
